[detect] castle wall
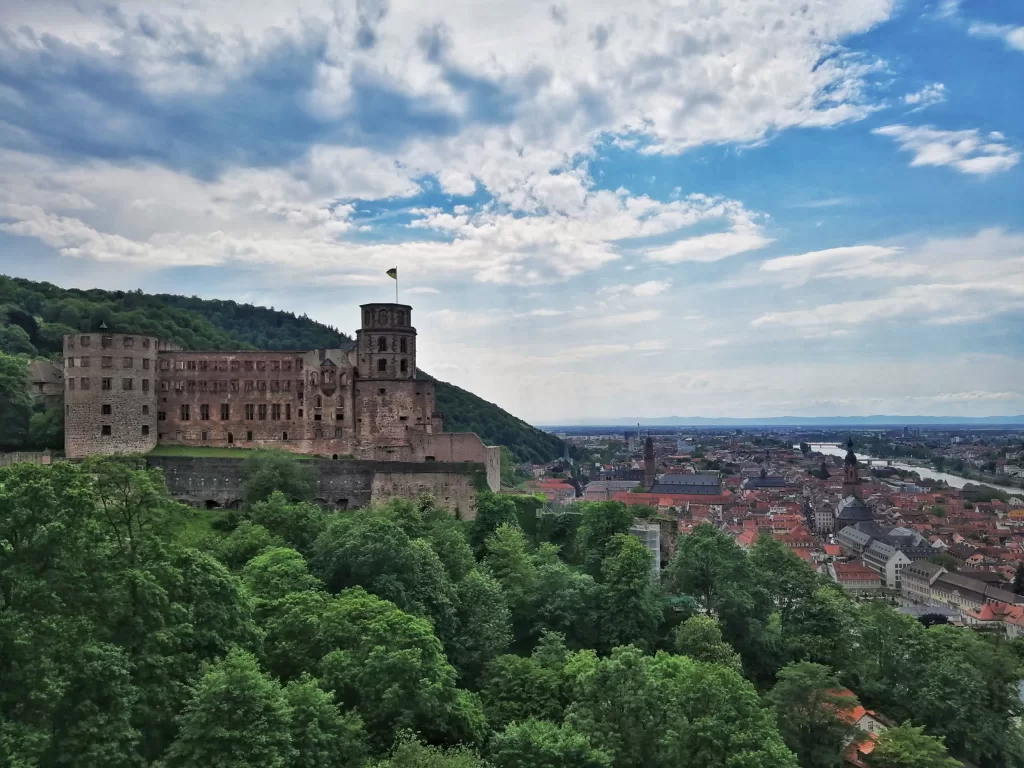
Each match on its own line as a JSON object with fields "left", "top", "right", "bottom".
{"left": 63, "top": 332, "right": 160, "bottom": 458}
{"left": 353, "top": 379, "right": 437, "bottom": 450}
{"left": 146, "top": 456, "right": 483, "bottom": 518}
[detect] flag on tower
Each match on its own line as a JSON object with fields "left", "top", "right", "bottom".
{"left": 386, "top": 267, "right": 398, "bottom": 280}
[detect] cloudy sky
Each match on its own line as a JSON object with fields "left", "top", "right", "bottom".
{"left": 1, "top": 0, "right": 1022, "bottom": 423}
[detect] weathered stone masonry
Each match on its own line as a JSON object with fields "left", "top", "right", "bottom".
{"left": 63, "top": 303, "right": 500, "bottom": 491}
{"left": 147, "top": 456, "right": 486, "bottom": 520}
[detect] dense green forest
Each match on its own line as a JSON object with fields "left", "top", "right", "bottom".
{"left": 1, "top": 454, "right": 1020, "bottom": 768}
{"left": 0, "top": 275, "right": 563, "bottom": 462}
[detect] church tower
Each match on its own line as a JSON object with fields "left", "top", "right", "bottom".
{"left": 842, "top": 436, "right": 860, "bottom": 498}
{"left": 644, "top": 436, "right": 655, "bottom": 490}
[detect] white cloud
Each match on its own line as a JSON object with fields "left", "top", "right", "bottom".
{"left": 601, "top": 280, "right": 672, "bottom": 298}
{"left": 405, "top": 286, "right": 442, "bottom": 295}
{"left": 873, "top": 124, "right": 1020, "bottom": 175}
{"left": 579, "top": 309, "right": 662, "bottom": 329}
{"left": 968, "top": 22, "right": 1024, "bottom": 52}
{"left": 646, "top": 225, "right": 772, "bottom": 264}
{"left": 902, "top": 83, "right": 947, "bottom": 112}
{"left": 751, "top": 229, "right": 1024, "bottom": 330}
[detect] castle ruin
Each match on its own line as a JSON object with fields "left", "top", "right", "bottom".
{"left": 62, "top": 302, "right": 501, "bottom": 491}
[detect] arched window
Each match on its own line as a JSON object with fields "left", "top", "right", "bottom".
{"left": 378, "top": 309, "right": 388, "bottom": 323}
{"left": 364, "top": 310, "right": 372, "bottom": 326}
{"left": 377, "top": 336, "right": 387, "bottom": 352}
{"left": 315, "top": 395, "right": 322, "bottom": 408}
{"left": 324, "top": 370, "right": 334, "bottom": 385}
{"left": 397, "top": 310, "right": 406, "bottom": 325}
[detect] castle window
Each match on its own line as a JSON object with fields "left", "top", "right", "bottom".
{"left": 310, "top": 372, "right": 318, "bottom": 387}
{"left": 201, "top": 431, "right": 208, "bottom": 442}
{"left": 227, "top": 432, "right": 233, "bottom": 444}
{"left": 67, "top": 357, "right": 75, "bottom": 368}
{"left": 221, "top": 404, "right": 230, "bottom": 420}
{"left": 298, "top": 409, "right": 303, "bottom": 418}
{"left": 142, "top": 339, "right": 150, "bottom": 349}
{"left": 244, "top": 380, "right": 254, "bottom": 392}
{"left": 142, "top": 379, "right": 149, "bottom": 392}
{"left": 283, "top": 360, "right": 292, "bottom": 372}
{"left": 258, "top": 404, "right": 267, "bottom": 420}
{"left": 246, "top": 431, "right": 253, "bottom": 441}
{"left": 283, "top": 380, "right": 291, "bottom": 392}
{"left": 377, "top": 336, "right": 387, "bottom": 352}
{"left": 160, "top": 359, "right": 169, "bottom": 371}
{"left": 272, "top": 360, "right": 280, "bottom": 371}
{"left": 244, "top": 360, "right": 253, "bottom": 372}
{"left": 101, "top": 425, "right": 111, "bottom": 436}
{"left": 101, "top": 335, "right": 112, "bottom": 348}
{"left": 314, "top": 414, "right": 322, "bottom": 422}
{"left": 142, "top": 405, "right": 149, "bottom": 415}
{"left": 142, "top": 425, "right": 150, "bottom": 436}
{"left": 364, "top": 310, "right": 372, "bottom": 325}
{"left": 80, "top": 356, "right": 90, "bottom": 367}
{"left": 174, "top": 381, "right": 184, "bottom": 393}
{"left": 282, "top": 432, "right": 288, "bottom": 440}
{"left": 400, "top": 337, "right": 407, "bottom": 353}
{"left": 158, "top": 411, "right": 166, "bottom": 421}
{"left": 271, "top": 404, "right": 281, "bottom": 420}
{"left": 335, "top": 409, "right": 344, "bottom": 420}
{"left": 231, "top": 361, "right": 240, "bottom": 371}
{"left": 198, "top": 381, "right": 207, "bottom": 392}
{"left": 199, "top": 360, "right": 208, "bottom": 371}
{"left": 257, "top": 360, "right": 266, "bottom": 371}
{"left": 256, "top": 380, "right": 266, "bottom": 392}
{"left": 102, "top": 378, "right": 112, "bottom": 390}
{"left": 101, "top": 356, "right": 112, "bottom": 368}
{"left": 296, "top": 358, "right": 303, "bottom": 371}
{"left": 80, "top": 378, "right": 90, "bottom": 390}
{"left": 142, "top": 358, "right": 150, "bottom": 370}
{"left": 180, "top": 404, "right": 190, "bottom": 421}
{"left": 315, "top": 428, "right": 323, "bottom": 439}
{"left": 80, "top": 335, "right": 90, "bottom": 346}
{"left": 378, "top": 388, "right": 385, "bottom": 394}
{"left": 334, "top": 428, "right": 343, "bottom": 438}
{"left": 378, "top": 309, "right": 388, "bottom": 323}
{"left": 377, "top": 359, "right": 387, "bottom": 372}
{"left": 285, "top": 404, "right": 291, "bottom": 420}
{"left": 187, "top": 381, "right": 196, "bottom": 393}
{"left": 187, "top": 360, "right": 197, "bottom": 371}
{"left": 400, "top": 359, "right": 408, "bottom": 373}
{"left": 160, "top": 381, "right": 169, "bottom": 392}
{"left": 270, "top": 380, "right": 279, "bottom": 392}
{"left": 230, "top": 380, "right": 239, "bottom": 392}
{"left": 122, "top": 378, "right": 133, "bottom": 390}
{"left": 200, "top": 404, "right": 210, "bottom": 420}
{"left": 68, "top": 337, "right": 75, "bottom": 348}
{"left": 397, "top": 310, "right": 405, "bottom": 325}
{"left": 102, "top": 404, "right": 112, "bottom": 415}
{"left": 315, "top": 395, "right": 322, "bottom": 408}
{"left": 67, "top": 379, "right": 75, "bottom": 390}
{"left": 245, "top": 404, "right": 255, "bottom": 420}
{"left": 399, "top": 416, "right": 408, "bottom": 421}
{"left": 123, "top": 336, "right": 133, "bottom": 347}
{"left": 175, "top": 361, "right": 184, "bottom": 370}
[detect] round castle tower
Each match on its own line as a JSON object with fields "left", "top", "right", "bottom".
{"left": 63, "top": 331, "right": 161, "bottom": 458}
{"left": 356, "top": 303, "right": 417, "bottom": 380}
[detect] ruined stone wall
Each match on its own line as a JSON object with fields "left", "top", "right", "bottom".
{"left": 353, "top": 379, "right": 436, "bottom": 450}
{"left": 63, "top": 332, "right": 160, "bottom": 458}
{"left": 146, "top": 455, "right": 483, "bottom": 517}
{"left": 406, "top": 431, "right": 501, "bottom": 491}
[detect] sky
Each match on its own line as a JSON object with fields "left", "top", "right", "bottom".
{"left": 1, "top": 0, "right": 1022, "bottom": 424}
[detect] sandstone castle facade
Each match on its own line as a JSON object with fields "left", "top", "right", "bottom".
{"left": 62, "top": 303, "right": 500, "bottom": 490}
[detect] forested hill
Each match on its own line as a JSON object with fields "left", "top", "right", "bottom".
{"left": 0, "top": 274, "right": 563, "bottom": 463}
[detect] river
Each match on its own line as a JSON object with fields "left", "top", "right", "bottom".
{"left": 798, "top": 443, "right": 1022, "bottom": 494}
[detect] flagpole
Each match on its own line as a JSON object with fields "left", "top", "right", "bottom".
{"left": 395, "top": 271, "right": 399, "bottom": 304}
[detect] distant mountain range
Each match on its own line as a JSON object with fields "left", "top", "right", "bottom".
{"left": 542, "top": 415, "right": 1024, "bottom": 428}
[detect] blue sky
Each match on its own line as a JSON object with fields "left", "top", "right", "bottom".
{"left": 1, "top": 0, "right": 1022, "bottom": 423}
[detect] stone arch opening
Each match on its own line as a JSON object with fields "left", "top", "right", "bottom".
{"left": 336, "top": 498, "right": 349, "bottom": 511}
{"left": 204, "top": 500, "right": 222, "bottom": 510}
{"left": 332, "top": 454, "right": 339, "bottom": 460}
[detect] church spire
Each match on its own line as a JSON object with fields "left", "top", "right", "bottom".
{"left": 843, "top": 436, "right": 860, "bottom": 497}
{"left": 644, "top": 436, "right": 655, "bottom": 490}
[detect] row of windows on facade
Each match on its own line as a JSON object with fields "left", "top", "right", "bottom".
{"left": 160, "top": 379, "right": 308, "bottom": 394}
{"left": 68, "top": 377, "right": 149, "bottom": 391}
{"left": 370, "top": 336, "right": 411, "bottom": 353}
{"left": 159, "top": 358, "right": 304, "bottom": 373}
{"left": 68, "top": 335, "right": 151, "bottom": 349}
{"left": 95, "top": 425, "right": 344, "bottom": 441}
{"left": 366, "top": 309, "right": 407, "bottom": 326}
{"left": 66, "top": 356, "right": 151, "bottom": 369}
{"left": 165, "top": 403, "right": 342, "bottom": 422}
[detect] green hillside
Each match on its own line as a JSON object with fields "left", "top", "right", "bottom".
{"left": 0, "top": 275, "right": 562, "bottom": 463}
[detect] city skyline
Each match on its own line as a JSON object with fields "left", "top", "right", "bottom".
{"left": 1, "top": 0, "right": 1022, "bottom": 423}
